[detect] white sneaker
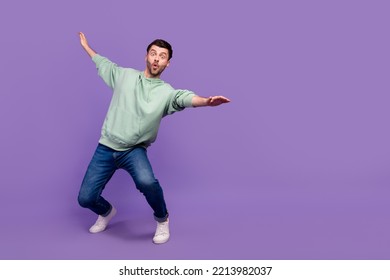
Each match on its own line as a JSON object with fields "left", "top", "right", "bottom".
{"left": 89, "top": 207, "right": 117, "bottom": 233}
{"left": 153, "top": 219, "right": 170, "bottom": 244}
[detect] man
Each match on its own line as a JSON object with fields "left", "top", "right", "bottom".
{"left": 77, "top": 32, "right": 230, "bottom": 244}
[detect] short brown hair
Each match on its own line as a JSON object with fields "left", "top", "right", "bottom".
{"left": 147, "top": 39, "right": 173, "bottom": 60}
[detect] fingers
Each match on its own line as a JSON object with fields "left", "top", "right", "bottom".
{"left": 79, "top": 32, "right": 89, "bottom": 48}
{"left": 220, "top": 96, "right": 231, "bottom": 102}
{"left": 208, "top": 96, "right": 231, "bottom": 107}
{"left": 79, "top": 32, "right": 87, "bottom": 41}
{"left": 210, "top": 96, "right": 231, "bottom": 103}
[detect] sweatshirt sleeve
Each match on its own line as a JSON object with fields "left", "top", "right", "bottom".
{"left": 92, "top": 54, "right": 122, "bottom": 89}
{"left": 166, "top": 90, "right": 196, "bottom": 115}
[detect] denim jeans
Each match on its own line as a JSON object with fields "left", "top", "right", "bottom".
{"left": 78, "top": 143, "right": 168, "bottom": 222}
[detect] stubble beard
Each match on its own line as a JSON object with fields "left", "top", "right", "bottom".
{"left": 147, "top": 61, "right": 166, "bottom": 78}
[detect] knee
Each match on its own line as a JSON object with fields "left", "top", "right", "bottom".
{"left": 135, "top": 177, "right": 160, "bottom": 193}
{"left": 78, "top": 193, "right": 95, "bottom": 208}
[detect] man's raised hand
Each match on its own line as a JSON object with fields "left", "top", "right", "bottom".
{"left": 79, "top": 32, "right": 97, "bottom": 58}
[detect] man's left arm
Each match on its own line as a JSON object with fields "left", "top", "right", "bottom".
{"left": 191, "top": 95, "right": 231, "bottom": 107}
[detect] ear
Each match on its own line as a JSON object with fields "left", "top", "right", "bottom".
{"left": 166, "top": 60, "right": 170, "bottom": 67}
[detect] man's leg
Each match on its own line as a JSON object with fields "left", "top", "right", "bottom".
{"left": 78, "top": 144, "right": 117, "bottom": 233}
{"left": 118, "top": 147, "right": 170, "bottom": 243}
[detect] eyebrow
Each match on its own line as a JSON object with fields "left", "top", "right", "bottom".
{"left": 150, "top": 48, "right": 168, "bottom": 56}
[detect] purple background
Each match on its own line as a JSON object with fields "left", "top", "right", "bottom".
{"left": 1, "top": 0, "right": 389, "bottom": 259}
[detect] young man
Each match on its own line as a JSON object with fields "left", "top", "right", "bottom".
{"left": 77, "top": 32, "right": 230, "bottom": 244}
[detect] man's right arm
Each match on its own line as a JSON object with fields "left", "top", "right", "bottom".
{"left": 79, "top": 32, "right": 97, "bottom": 58}
{"left": 78, "top": 32, "right": 121, "bottom": 89}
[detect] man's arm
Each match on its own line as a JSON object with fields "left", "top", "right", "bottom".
{"left": 192, "top": 95, "right": 231, "bottom": 107}
{"left": 78, "top": 32, "right": 120, "bottom": 89}
{"left": 79, "top": 32, "right": 97, "bottom": 58}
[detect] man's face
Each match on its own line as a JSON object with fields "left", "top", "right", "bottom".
{"left": 145, "top": 45, "right": 170, "bottom": 78}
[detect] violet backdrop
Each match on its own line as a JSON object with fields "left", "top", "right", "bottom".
{"left": 0, "top": 0, "right": 389, "bottom": 259}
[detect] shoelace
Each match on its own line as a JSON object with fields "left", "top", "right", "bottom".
{"left": 155, "top": 222, "right": 168, "bottom": 236}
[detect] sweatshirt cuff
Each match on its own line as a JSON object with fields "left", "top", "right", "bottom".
{"left": 92, "top": 53, "right": 103, "bottom": 64}
{"left": 183, "top": 93, "right": 196, "bottom": 108}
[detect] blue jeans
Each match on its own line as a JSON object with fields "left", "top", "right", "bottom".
{"left": 78, "top": 144, "right": 168, "bottom": 222}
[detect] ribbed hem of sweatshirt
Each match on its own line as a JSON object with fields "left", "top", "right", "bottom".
{"left": 99, "top": 138, "right": 133, "bottom": 152}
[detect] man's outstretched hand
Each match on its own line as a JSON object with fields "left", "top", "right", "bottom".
{"left": 192, "top": 95, "right": 231, "bottom": 107}
{"left": 79, "top": 32, "right": 97, "bottom": 58}
{"left": 206, "top": 96, "right": 231, "bottom": 107}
